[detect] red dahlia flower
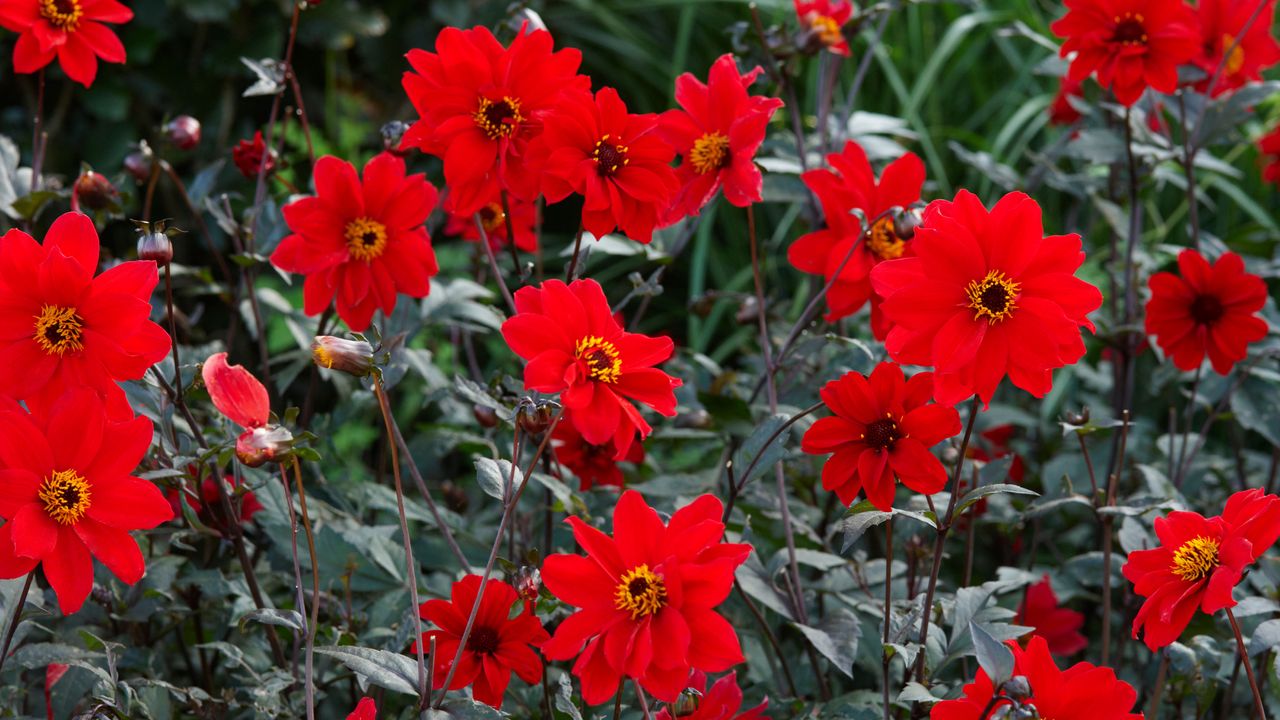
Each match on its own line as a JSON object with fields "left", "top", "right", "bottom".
{"left": 270, "top": 153, "right": 439, "bottom": 331}
{"left": 1049, "top": 76, "right": 1085, "bottom": 125}
{"left": 0, "top": 212, "right": 169, "bottom": 419}
{"left": 347, "top": 698, "right": 376, "bottom": 720}
{"left": 1193, "top": 0, "right": 1280, "bottom": 96}
{"left": 1261, "top": 124, "right": 1280, "bottom": 185}
{"left": 930, "top": 636, "right": 1140, "bottom": 720}
{"left": 655, "top": 671, "right": 767, "bottom": 720}
{"left": 1145, "top": 250, "right": 1268, "bottom": 375}
{"left": 232, "top": 131, "right": 275, "bottom": 179}
{"left": 794, "top": 0, "right": 855, "bottom": 56}
{"left": 167, "top": 475, "right": 263, "bottom": 529}
{"left": 788, "top": 141, "right": 926, "bottom": 336}
{"left": 801, "top": 363, "right": 961, "bottom": 510}
{"left": 1016, "top": 575, "right": 1088, "bottom": 656}
{"left": 658, "top": 54, "right": 783, "bottom": 221}
{"left": 1051, "top": 0, "right": 1200, "bottom": 106}
{"left": 0, "top": 388, "right": 173, "bottom": 614}
{"left": 541, "top": 491, "right": 751, "bottom": 705}
{"left": 871, "top": 191, "right": 1103, "bottom": 407}
{"left": 202, "top": 352, "right": 293, "bottom": 467}
{"left": 1123, "top": 489, "right": 1280, "bottom": 650}
{"left": 500, "top": 279, "right": 682, "bottom": 460}
{"left": 537, "top": 88, "right": 680, "bottom": 244}
{"left": 551, "top": 411, "right": 645, "bottom": 491}
{"left": 443, "top": 187, "right": 539, "bottom": 253}
{"left": 0, "top": 0, "right": 132, "bottom": 87}
{"left": 414, "top": 574, "right": 549, "bottom": 709}
{"left": 401, "top": 26, "right": 589, "bottom": 214}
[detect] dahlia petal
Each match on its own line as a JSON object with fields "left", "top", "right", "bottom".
{"left": 0, "top": 523, "right": 39, "bottom": 578}
{"left": 822, "top": 446, "right": 864, "bottom": 507}
{"left": 74, "top": 518, "right": 144, "bottom": 584}
{"left": 56, "top": 37, "right": 99, "bottom": 87}
{"left": 43, "top": 212, "right": 101, "bottom": 277}
{"left": 46, "top": 388, "right": 105, "bottom": 471}
{"left": 613, "top": 369, "right": 678, "bottom": 416}
{"left": 12, "top": 30, "right": 57, "bottom": 74}
{"left": 84, "top": 414, "right": 151, "bottom": 480}
{"left": 201, "top": 352, "right": 269, "bottom": 429}
{"left": 10, "top": 503, "right": 59, "bottom": 559}
{"left": 85, "top": 476, "right": 174, "bottom": 530}
{"left": 801, "top": 416, "right": 859, "bottom": 453}
{"left": 0, "top": 468, "right": 40, "bottom": 517}
{"left": 683, "top": 608, "right": 743, "bottom": 671}
{"left": 574, "top": 387, "right": 622, "bottom": 447}
{"left": 565, "top": 515, "right": 626, "bottom": 577}
{"left": 74, "top": 21, "right": 125, "bottom": 63}
{"left": 43, "top": 526, "right": 94, "bottom": 614}
{"left": 0, "top": 409, "right": 54, "bottom": 476}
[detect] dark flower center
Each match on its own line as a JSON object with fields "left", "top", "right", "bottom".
{"left": 39, "top": 469, "right": 92, "bottom": 525}
{"left": 473, "top": 96, "right": 524, "bottom": 141}
{"left": 614, "top": 565, "right": 667, "bottom": 620}
{"left": 34, "top": 305, "right": 85, "bottom": 356}
{"left": 1112, "top": 13, "right": 1148, "bottom": 46}
{"left": 690, "top": 132, "right": 731, "bottom": 174}
{"left": 593, "top": 135, "right": 630, "bottom": 177}
{"left": 465, "top": 626, "right": 500, "bottom": 655}
{"left": 863, "top": 417, "right": 901, "bottom": 452}
{"left": 40, "top": 0, "right": 82, "bottom": 30}
{"left": 1189, "top": 294, "right": 1225, "bottom": 325}
{"left": 344, "top": 217, "right": 388, "bottom": 262}
{"left": 575, "top": 336, "right": 622, "bottom": 384}
{"left": 865, "top": 216, "right": 906, "bottom": 260}
{"left": 965, "top": 270, "right": 1021, "bottom": 323}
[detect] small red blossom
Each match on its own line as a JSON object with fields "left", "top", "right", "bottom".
{"left": 801, "top": 363, "right": 961, "bottom": 510}
{"left": 167, "top": 475, "right": 263, "bottom": 529}
{"left": 443, "top": 187, "right": 539, "bottom": 253}
{"left": 414, "top": 574, "right": 549, "bottom": 709}
{"left": 402, "top": 26, "right": 590, "bottom": 214}
{"left": 794, "top": 0, "right": 855, "bottom": 56}
{"left": 270, "top": 153, "right": 439, "bottom": 331}
{"left": 658, "top": 54, "right": 783, "bottom": 221}
{"left": 655, "top": 671, "right": 768, "bottom": 720}
{"left": 1260, "top": 124, "right": 1280, "bottom": 185}
{"left": 0, "top": 389, "right": 173, "bottom": 615}
{"left": 0, "top": 212, "right": 170, "bottom": 420}
{"left": 788, "top": 141, "right": 926, "bottom": 336}
{"left": 931, "top": 636, "right": 1140, "bottom": 720}
{"left": 541, "top": 491, "right": 752, "bottom": 705}
{"left": 0, "top": 0, "right": 132, "bottom": 87}
{"left": 537, "top": 88, "right": 680, "bottom": 244}
{"left": 552, "top": 411, "right": 645, "bottom": 491}
{"left": 1193, "top": 0, "right": 1280, "bottom": 96}
{"left": 1051, "top": 0, "right": 1200, "bottom": 106}
{"left": 871, "top": 191, "right": 1104, "bottom": 407}
{"left": 501, "top": 279, "right": 682, "bottom": 460}
{"left": 1016, "top": 575, "right": 1088, "bottom": 656}
{"left": 1145, "top": 250, "right": 1268, "bottom": 375}
{"left": 1124, "top": 489, "right": 1280, "bottom": 650}
{"left": 1048, "top": 76, "right": 1085, "bottom": 125}
{"left": 232, "top": 131, "right": 275, "bottom": 179}
{"left": 346, "top": 698, "right": 376, "bottom": 720}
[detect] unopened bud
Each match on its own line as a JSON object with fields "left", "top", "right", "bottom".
{"left": 473, "top": 404, "right": 499, "bottom": 428}
{"left": 736, "top": 295, "right": 759, "bottom": 325}
{"left": 381, "top": 121, "right": 411, "bottom": 156}
{"left": 1064, "top": 406, "right": 1091, "bottom": 426}
{"left": 514, "top": 565, "right": 541, "bottom": 602}
{"left": 235, "top": 425, "right": 294, "bottom": 468}
{"left": 892, "top": 204, "right": 926, "bottom": 240}
{"left": 137, "top": 231, "right": 173, "bottom": 265}
{"left": 73, "top": 170, "right": 118, "bottom": 212}
{"left": 233, "top": 131, "right": 276, "bottom": 179}
{"left": 312, "top": 336, "right": 374, "bottom": 377}
{"left": 165, "top": 115, "right": 203, "bottom": 150}
{"left": 1002, "top": 675, "right": 1032, "bottom": 701}
{"left": 516, "top": 398, "right": 554, "bottom": 436}
{"left": 123, "top": 142, "right": 154, "bottom": 183}
{"left": 671, "top": 688, "right": 703, "bottom": 717}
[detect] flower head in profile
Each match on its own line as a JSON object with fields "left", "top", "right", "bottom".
{"left": 1145, "top": 250, "right": 1268, "bottom": 375}
{"left": 1192, "top": 0, "right": 1280, "bottom": 96}
{"left": 0, "top": 389, "right": 173, "bottom": 614}
{"left": 537, "top": 88, "right": 680, "bottom": 243}
{"left": 871, "top": 190, "right": 1103, "bottom": 407}
{"left": 552, "top": 411, "right": 645, "bottom": 491}
{"left": 788, "top": 141, "right": 926, "bottom": 336}
{"left": 413, "top": 574, "right": 549, "bottom": 709}
{"left": 1261, "top": 124, "right": 1280, "bottom": 186}
{"left": 656, "top": 671, "right": 768, "bottom": 720}
{"left": 801, "top": 363, "right": 961, "bottom": 510}
{"left": 541, "top": 491, "right": 752, "bottom": 705}
{"left": 500, "top": 279, "right": 682, "bottom": 460}
{"left": 401, "top": 26, "right": 590, "bottom": 214}
{"left": 0, "top": 212, "right": 170, "bottom": 419}
{"left": 232, "top": 131, "right": 276, "bottom": 179}
{"left": 0, "top": 0, "right": 132, "bottom": 87}
{"left": 1123, "top": 489, "right": 1280, "bottom": 650}
{"left": 658, "top": 54, "right": 783, "bottom": 221}
{"left": 347, "top": 698, "right": 377, "bottom": 720}
{"left": 1016, "top": 575, "right": 1087, "bottom": 656}
{"left": 1051, "top": 0, "right": 1200, "bottom": 106}
{"left": 930, "top": 636, "right": 1140, "bottom": 720}
{"left": 202, "top": 352, "right": 293, "bottom": 468}
{"left": 443, "top": 186, "right": 539, "bottom": 253}
{"left": 270, "top": 153, "right": 439, "bottom": 331}
{"left": 794, "top": 0, "right": 855, "bottom": 55}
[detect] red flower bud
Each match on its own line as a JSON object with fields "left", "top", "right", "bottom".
{"left": 137, "top": 231, "right": 173, "bottom": 265}
{"left": 233, "top": 131, "right": 276, "bottom": 179}
{"left": 311, "top": 336, "right": 374, "bottom": 377}
{"left": 123, "top": 143, "right": 154, "bottom": 183}
{"left": 473, "top": 404, "right": 499, "bottom": 428}
{"left": 165, "top": 115, "right": 203, "bottom": 150}
{"left": 236, "top": 425, "right": 295, "bottom": 468}
{"left": 515, "top": 398, "right": 555, "bottom": 436}
{"left": 72, "top": 170, "right": 119, "bottom": 212}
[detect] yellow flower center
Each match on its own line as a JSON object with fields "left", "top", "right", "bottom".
{"left": 344, "top": 217, "right": 388, "bottom": 262}
{"left": 34, "top": 305, "right": 85, "bottom": 356}
{"left": 575, "top": 336, "right": 622, "bottom": 384}
{"left": 1222, "top": 34, "right": 1245, "bottom": 75}
{"left": 1112, "top": 12, "right": 1148, "bottom": 46}
{"left": 809, "top": 14, "right": 843, "bottom": 46}
{"left": 690, "top": 132, "right": 731, "bottom": 175}
{"left": 1172, "top": 536, "right": 1220, "bottom": 582}
{"left": 865, "top": 216, "right": 906, "bottom": 260}
{"left": 966, "top": 270, "right": 1021, "bottom": 323}
{"left": 478, "top": 202, "right": 507, "bottom": 234}
{"left": 593, "top": 134, "right": 630, "bottom": 178}
{"left": 39, "top": 0, "right": 82, "bottom": 30}
{"left": 39, "top": 469, "right": 91, "bottom": 525}
{"left": 473, "top": 96, "right": 524, "bottom": 141}
{"left": 614, "top": 564, "right": 668, "bottom": 620}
